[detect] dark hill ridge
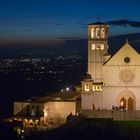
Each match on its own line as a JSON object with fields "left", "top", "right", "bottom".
{"left": 38, "top": 33, "right": 140, "bottom": 57}
{"left": 61, "top": 33, "right": 140, "bottom": 56}
{"left": 25, "top": 117, "right": 140, "bottom": 140}
{"left": 0, "top": 33, "right": 140, "bottom": 58}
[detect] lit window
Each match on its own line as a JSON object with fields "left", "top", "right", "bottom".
{"left": 35, "top": 120, "right": 39, "bottom": 125}
{"left": 29, "top": 119, "right": 33, "bottom": 125}
{"left": 85, "top": 84, "right": 90, "bottom": 91}
{"left": 96, "top": 28, "right": 100, "bottom": 38}
{"left": 101, "top": 28, "right": 105, "bottom": 38}
{"left": 96, "top": 86, "right": 99, "bottom": 91}
{"left": 96, "top": 44, "right": 100, "bottom": 50}
{"left": 100, "top": 44, "right": 104, "bottom": 50}
{"left": 91, "top": 28, "right": 95, "bottom": 38}
{"left": 92, "top": 86, "right": 95, "bottom": 91}
{"left": 92, "top": 44, "right": 95, "bottom": 50}
{"left": 96, "top": 47, "right": 100, "bottom": 50}
{"left": 99, "top": 86, "right": 102, "bottom": 91}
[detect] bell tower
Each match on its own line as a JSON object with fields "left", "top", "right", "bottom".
{"left": 88, "top": 22, "right": 109, "bottom": 82}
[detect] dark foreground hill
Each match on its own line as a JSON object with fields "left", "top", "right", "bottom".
{"left": 25, "top": 116, "right": 140, "bottom": 140}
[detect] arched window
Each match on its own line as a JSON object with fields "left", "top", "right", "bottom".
{"left": 96, "top": 86, "right": 99, "bottom": 91}
{"left": 91, "top": 28, "right": 95, "bottom": 38}
{"left": 101, "top": 28, "right": 105, "bottom": 38}
{"left": 99, "top": 86, "right": 102, "bottom": 91}
{"left": 92, "top": 44, "right": 95, "bottom": 50}
{"left": 92, "top": 85, "right": 95, "bottom": 91}
{"left": 85, "top": 84, "right": 90, "bottom": 91}
{"left": 100, "top": 44, "right": 104, "bottom": 50}
{"left": 96, "top": 28, "right": 100, "bottom": 38}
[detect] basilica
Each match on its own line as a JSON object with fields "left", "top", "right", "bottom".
{"left": 13, "top": 22, "right": 140, "bottom": 125}
{"left": 81, "top": 22, "right": 140, "bottom": 111}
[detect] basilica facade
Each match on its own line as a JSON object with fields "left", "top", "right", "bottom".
{"left": 81, "top": 22, "right": 140, "bottom": 111}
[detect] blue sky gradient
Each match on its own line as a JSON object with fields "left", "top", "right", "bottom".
{"left": 0, "top": 0, "right": 140, "bottom": 43}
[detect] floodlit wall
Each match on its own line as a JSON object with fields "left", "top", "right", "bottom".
{"left": 14, "top": 102, "right": 44, "bottom": 116}
{"left": 44, "top": 101, "right": 77, "bottom": 123}
{"left": 81, "top": 92, "right": 102, "bottom": 110}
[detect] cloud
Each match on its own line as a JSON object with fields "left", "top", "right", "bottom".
{"left": 107, "top": 19, "right": 140, "bottom": 28}
{"left": 56, "top": 23, "right": 62, "bottom": 26}
{"left": 58, "top": 37, "right": 80, "bottom": 40}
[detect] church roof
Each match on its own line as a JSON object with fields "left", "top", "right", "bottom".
{"left": 93, "top": 82, "right": 103, "bottom": 85}
{"left": 83, "top": 73, "right": 92, "bottom": 79}
{"left": 88, "top": 21, "right": 108, "bottom": 25}
{"left": 103, "top": 53, "right": 111, "bottom": 56}
{"left": 32, "top": 91, "right": 81, "bottom": 103}
{"left": 104, "top": 39, "right": 140, "bottom": 66}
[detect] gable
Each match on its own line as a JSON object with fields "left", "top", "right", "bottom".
{"left": 105, "top": 42, "right": 140, "bottom": 66}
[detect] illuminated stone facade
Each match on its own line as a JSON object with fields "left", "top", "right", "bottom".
{"left": 13, "top": 92, "right": 81, "bottom": 124}
{"left": 82, "top": 22, "right": 140, "bottom": 111}
{"left": 43, "top": 101, "right": 79, "bottom": 123}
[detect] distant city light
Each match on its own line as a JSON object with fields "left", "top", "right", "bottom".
{"left": 66, "top": 87, "right": 70, "bottom": 91}
{"left": 61, "top": 89, "right": 64, "bottom": 92}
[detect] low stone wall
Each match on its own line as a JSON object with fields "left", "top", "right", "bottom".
{"left": 81, "top": 110, "right": 140, "bottom": 120}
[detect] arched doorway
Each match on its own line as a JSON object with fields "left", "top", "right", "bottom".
{"left": 120, "top": 97, "right": 126, "bottom": 109}
{"left": 118, "top": 90, "right": 135, "bottom": 111}
{"left": 128, "top": 97, "right": 133, "bottom": 111}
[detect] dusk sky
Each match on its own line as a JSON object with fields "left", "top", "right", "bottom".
{"left": 0, "top": 0, "right": 140, "bottom": 46}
